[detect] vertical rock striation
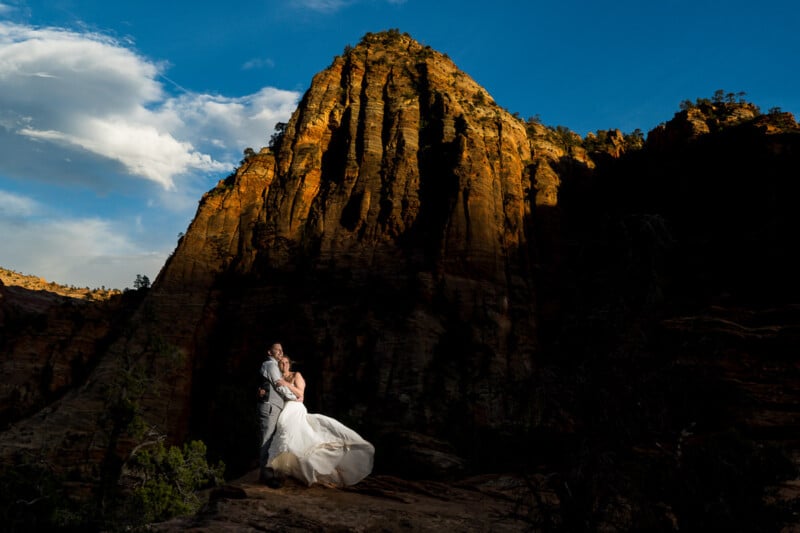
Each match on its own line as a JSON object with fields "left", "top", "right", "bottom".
{"left": 0, "top": 31, "right": 551, "bottom": 478}
{"left": 163, "top": 31, "right": 545, "bottom": 470}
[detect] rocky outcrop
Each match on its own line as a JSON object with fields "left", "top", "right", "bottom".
{"left": 646, "top": 101, "right": 762, "bottom": 149}
{"left": 0, "top": 267, "right": 120, "bottom": 305}
{"left": 148, "top": 471, "right": 560, "bottom": 532}
{"left": 0, "top": 269, "right": 127, "bottom": 428}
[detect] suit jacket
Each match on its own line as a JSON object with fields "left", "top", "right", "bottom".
{"left": 260, "top": 357, "right": 296, "bottom": 408}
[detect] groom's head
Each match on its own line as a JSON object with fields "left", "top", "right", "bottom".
{"left": 267, "top": 343, "right": 284, "bottom": 360}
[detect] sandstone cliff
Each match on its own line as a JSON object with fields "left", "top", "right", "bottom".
{"left": 157, "top": 30, "right": 550, "bottom": 474}
{"left": 0, "top": 30, "right": 553, "bottom": 481}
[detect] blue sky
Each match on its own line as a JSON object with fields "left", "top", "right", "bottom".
{"left": 0, "top": 0, "right": 797, "bottom": 289}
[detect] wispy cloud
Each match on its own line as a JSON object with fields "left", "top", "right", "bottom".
{"left": 292, "top": 0, "right": 352, "bottom": 12}
{"left": 0, "top": 189, "right": 40, "bottom": 217}
{"left": 292, "top": 0, "right": 407, "bottom": 13}
{"left": 242, "top": 57, "right": 276, "bottom": 70}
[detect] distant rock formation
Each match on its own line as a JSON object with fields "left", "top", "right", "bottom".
{"left": 0, "top": 268, "right": 125, "bottom": 428}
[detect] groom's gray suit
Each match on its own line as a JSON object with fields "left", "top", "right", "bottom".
{"left": 258, "top": 355, "right": 296, "bottom": 481}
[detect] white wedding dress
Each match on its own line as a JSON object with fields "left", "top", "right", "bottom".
{"left": 267, "top": 401, "right": 374, "bottom": 486}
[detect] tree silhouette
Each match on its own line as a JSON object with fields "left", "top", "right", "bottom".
{"left": 268, "top": 122, "right": 287, "bottom": 151}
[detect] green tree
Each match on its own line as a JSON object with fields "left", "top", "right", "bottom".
{"left": 624, "top": 128, "right": 645, "bottom": 150}
{"left": 134, "top": 274, "right": 150, "bottom": 290}
{"left": 269, "top": 122, "right": 287, "bottom": 151}
{"left": 121, "top": 440, "right": 224, "bottom": 525}
{"left": 554, "top": 125, "right": 579, "bottom": 151}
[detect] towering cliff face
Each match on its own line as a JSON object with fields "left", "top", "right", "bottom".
{"left": 157, "top": 31, "right": 544, "bottom": 470}
{"left": 0, "top": 31, "right": 551, "bottom": 478}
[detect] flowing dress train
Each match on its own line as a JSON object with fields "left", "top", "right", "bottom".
{"left": 267, "top": 401, "right": 374, "bottom": 486}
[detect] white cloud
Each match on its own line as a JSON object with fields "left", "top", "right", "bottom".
{"left": 0, "top": 199, "right": 166, "bottom": 289}
{"left": 0, "top": 21, "right": 302, "bottom": 289}
{"left": 0, "top": 189, "right": 40, "bottom": 217}
{"left": 18, "top": 119, "right": 225, "bottom": 190}
{"left": 164, "top": 87, "right": 299, "bottom": 157}
{"left": 0, "top": 21, "right": 300, "bottom": 190}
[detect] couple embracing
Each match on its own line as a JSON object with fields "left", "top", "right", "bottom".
{"left": 257, "top": 343, "right": 374, "bottom": 488}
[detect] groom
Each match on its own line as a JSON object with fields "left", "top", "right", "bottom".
{"left": 257, "top": 342, "right": 297, "bottom": 487}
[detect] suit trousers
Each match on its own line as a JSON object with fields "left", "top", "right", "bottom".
{"left": 258, "top": 401, "right": 281, "bottom": 470}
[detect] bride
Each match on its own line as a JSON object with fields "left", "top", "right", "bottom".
{"left": 267, "top": 356, "right": 374, "bottom": 486}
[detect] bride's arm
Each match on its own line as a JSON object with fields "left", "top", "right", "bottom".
{"left": 279, "top": 373, "right": 306, "bottom": 402}
{"left": 293, "top": 373, "right": 306, "bottom": 402}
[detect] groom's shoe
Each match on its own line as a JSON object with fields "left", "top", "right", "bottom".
{"left": 260, "top": 467, "right": 283, "bottom": 488}
{"left": 258, "top": 466, "right": 272, "bottom": 484}
{"left": 265, "top": 476, "right": 283, "bottom": 489}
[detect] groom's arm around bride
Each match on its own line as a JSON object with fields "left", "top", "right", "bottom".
{"left": 257, "top": 343, "right": 296, "bottom": 486}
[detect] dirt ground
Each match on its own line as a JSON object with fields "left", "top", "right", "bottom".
{"left": 148, "top": 469, "right": 556, "bottom": 532}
